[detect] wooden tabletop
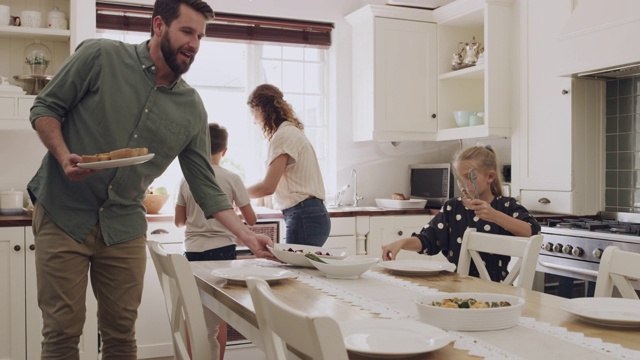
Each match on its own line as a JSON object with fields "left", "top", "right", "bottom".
{"left": 192, "top": 260, "right": 640, "bottom": 359}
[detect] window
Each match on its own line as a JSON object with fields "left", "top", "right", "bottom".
{"left": 96, "top": 29, "right": 330, "bottom": 203}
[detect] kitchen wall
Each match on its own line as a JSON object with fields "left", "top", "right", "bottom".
{"left": 605, "top": 76, "right": 640, "bottom": 212}
{"left": 0, "top": 0, "right": 511, "bottom": 208}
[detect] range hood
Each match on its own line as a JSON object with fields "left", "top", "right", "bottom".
{"left": 558, "top": 0, "right": 640, "bottom": 78}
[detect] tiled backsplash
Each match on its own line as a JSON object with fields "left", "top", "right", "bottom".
{"left": 605, "top": 76, "right": 640, "bottom": 212}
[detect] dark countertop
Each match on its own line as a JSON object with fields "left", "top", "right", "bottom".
{"left": 1, "top": 207, "right": 439, "bottom": 227}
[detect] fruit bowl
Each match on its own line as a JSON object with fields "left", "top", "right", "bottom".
{"left": 143, "top": 194, "right": 170, "bottom": 214}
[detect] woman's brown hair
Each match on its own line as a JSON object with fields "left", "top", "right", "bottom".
{"left": 453, "top": 145, "right": 504, "bottom": 197}
{"left": 247, "top": 84, "right": 304, "bottom": 141}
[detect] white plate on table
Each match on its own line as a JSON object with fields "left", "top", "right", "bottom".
{"left": 560, "top": 297, "right": 640, "bottom": 327}
{"left": 340, "top": 319, "right": 451, "bottom": 358}
{"left": 377, "top": 259, "right": 456, "bottom": 276}
{"left": 77, "top": 153, "right": 155, "bottom": 169}
{"left": 211, "top": 267, "right": 296, "bottom": 285}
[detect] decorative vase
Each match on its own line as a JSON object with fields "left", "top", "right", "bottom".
{"left": 24, "top": 40, "right": 52, "bottom": 76}
{"left": 30, "top": 64, "right": 47, "bottom": 75}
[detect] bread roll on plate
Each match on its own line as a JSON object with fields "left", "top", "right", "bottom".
{"left": 109, "top": 148, "right": 137, "bottom": 160}
{"left": 392, "top": 193, "right": 408, "bottom": 200}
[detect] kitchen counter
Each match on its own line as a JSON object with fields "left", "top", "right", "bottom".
{"left": 0, "top": 207, "right": 439, "bottom": 227}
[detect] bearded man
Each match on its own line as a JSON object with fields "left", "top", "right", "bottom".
{"left": 27, "top": 1, "right": 274, "bottom": 359}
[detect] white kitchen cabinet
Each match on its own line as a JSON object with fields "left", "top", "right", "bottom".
{"left": 0, "top": 0, "right": 95, "bottom": 130}
{"left": 516, "top": 0, "right": 603, "bottom": 215}
{"left": 0, "top": 226, "right": 98, "bottom": 360}
{"left": 432, "top": 0, "right": 513, "bottom": 141}
{"left": 324, "top": 217, "right": 358, "bottom": 255}
{"left": 367, "top": 215, "right": 447, "bottom": 262}
{"left": 346, "top": 5, "right": 438, "bottom": 142}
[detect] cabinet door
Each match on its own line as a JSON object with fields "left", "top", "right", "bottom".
{"left": 0, "top": 227, "right": 27, "bottom": 360}
{"left": 374, "top": 17, "right": 437, "bottom": 137}
{"left": 368, "top": 215, "right": 443, "bottom": 261}
{"left": 519, "top": 0, "right": 573, "bottom": 191}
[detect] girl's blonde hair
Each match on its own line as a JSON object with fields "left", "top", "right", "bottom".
{"left": 453, "top": 146, "right": 504, "bottom": 197}
{"left": 247, "top": 84, "right": 304, "bottom": 141}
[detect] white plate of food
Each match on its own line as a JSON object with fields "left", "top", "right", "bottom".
{"left": 211, "top": 267, "right": 296, "bottom": 285}
{"left": 377, "top": 259, "right": 456, "bottom": 276}
{"left": 77, "top": 153, "right": 155, "bottom": 169}
{"left": 415, "top": 292, "right": 525, "bottom": 331}
{"left": 340, "top": 319, "right": 451, "bottom": 357}
{"left": 267, "top": 243, "right": 348, "bottom": 268}
{"left": 560, "top": 297, "right": 640, "bottom": 327}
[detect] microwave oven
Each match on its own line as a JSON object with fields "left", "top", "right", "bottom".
{"left": 409, "top": 163, "right": 454, "bottom": 209}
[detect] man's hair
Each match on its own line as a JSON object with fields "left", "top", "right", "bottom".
{"left": 209, "top": 123, "right": 228, "bottom": 155}
{"left": 151, "top": 0, "right": 214, "bottom": 37}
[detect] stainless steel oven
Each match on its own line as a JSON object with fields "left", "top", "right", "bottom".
{"left": 536, "top": 213, "right": 640, "bottom": 297}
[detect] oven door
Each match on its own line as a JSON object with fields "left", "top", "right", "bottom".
{"left": 536, "top": 254, "right": 599, "bottom": 282}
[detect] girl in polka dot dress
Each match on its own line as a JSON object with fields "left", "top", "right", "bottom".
{"left": 382, "top": 146, "right": 541, "bottom": 282}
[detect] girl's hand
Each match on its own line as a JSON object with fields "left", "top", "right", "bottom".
{"left": 465, "top": 198, "right": 499, "bottom": 223}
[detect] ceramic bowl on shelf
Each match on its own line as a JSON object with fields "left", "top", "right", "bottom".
{"left": 308, "top": 257, "right": 379, "bottom": 279}
{"left": 453, "top": 111, "right": 474, "bottom": 127}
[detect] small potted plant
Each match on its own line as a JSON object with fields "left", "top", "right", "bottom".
{"left": 25, "top": 53, "right": 50, "bottom": 75}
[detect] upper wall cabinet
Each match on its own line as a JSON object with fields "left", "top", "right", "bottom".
{"left": 347, "top": 5, "right": 438, "bottom": 142}
{"left": 432, "top": 0, "right": 513, "bottom": 141}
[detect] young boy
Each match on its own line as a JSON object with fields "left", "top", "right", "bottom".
{"left": 175, "top": 123, "right": 257, "bottom": 359}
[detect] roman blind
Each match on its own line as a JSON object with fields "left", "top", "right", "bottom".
{"left": 96, "top": 2, "right": 333, "bottom": 48}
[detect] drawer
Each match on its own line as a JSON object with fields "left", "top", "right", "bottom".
{"left": 329, "top": 217, "right": 356, "bottom": 236}
{"left": 146, "top": 221, "right": 185, "bottom": 244}
{"left": 520, "top": 190, "right": 572, "bottom": 214}
{"left": 18, "top": 96, "right": 35, "bottom": 119}
{"left": 0, "top": 96, "right": 16, "bottom": 118}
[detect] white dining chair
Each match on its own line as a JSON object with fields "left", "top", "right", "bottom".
{"left": 457, "top": 228, "right": 544, "bottom": 290}
{"left": 245, "top": 277, "right": 349, "bottom": 360}
{"left": 147, "top": 240, "right": 213, "bottom": 360}
{"left": 594, "top": 246, "right": 640, "bottom": 299}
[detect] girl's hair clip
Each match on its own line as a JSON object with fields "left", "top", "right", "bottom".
{"left": 485, "top": 144, "right": 492, "bottom": 150}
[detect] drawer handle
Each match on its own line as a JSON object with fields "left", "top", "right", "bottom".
{"left": 151, "top": 229, "right": 169, "bottom": 235}
{"left": 29, "top": 244, "right": 35, "bottom": 251}
{"left": 14, "top": 245, "right": 21, "bottom": 252}
{"left": 561, "top": 89, "right": 569, "bottom": 95}
{"left": 397, "top": 230, "right": 403, "bottom": 236}
{"left": 538, "top": 198, "right": 551, "bottom": 204}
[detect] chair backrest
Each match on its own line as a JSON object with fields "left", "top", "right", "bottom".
{"left": 245, "top": 277, "right": 349, "bottom": 360}
{"left": 457, "top": 228, "right": 544, "bottom": 290}
{"left": 147, "top": 241, "right": 213, "bottom": 360}
{"left": 594, "top": 246, "right": 640, "bottom": 299}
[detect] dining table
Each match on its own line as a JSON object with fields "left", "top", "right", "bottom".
{"left": 191, "top": 258, "right": 640, "bottom": 359}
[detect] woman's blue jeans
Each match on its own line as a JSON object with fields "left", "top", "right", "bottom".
{"left": 282, "top": 197, "right": 331, "bottom": 246}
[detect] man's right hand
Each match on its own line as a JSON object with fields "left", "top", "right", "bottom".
{"left": 64, "top": 153, "right": 98, "bottom": 181}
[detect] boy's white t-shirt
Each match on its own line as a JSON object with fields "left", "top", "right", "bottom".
{"left": 176, "top": 164, "right": 251, "bottom": 252}
{"left": 268, "top": 122, "right": 326, "bottom": 210}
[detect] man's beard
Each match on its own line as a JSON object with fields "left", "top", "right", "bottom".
{"left": 160, "top": 31, "right": 194, "bottom": 76}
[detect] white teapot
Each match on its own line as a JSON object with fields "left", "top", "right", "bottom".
{"left": 461, "top": 36, "right": 483, "bottom": 65}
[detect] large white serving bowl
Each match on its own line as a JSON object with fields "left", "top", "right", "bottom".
{"left": 414, "top": 292, "right": 525, "bottom": 331}
{"left": 309, "top": 257, "right": 380, "bottom": 279}
{"left": 267, "top": 243, "right": 348, "bottom": 268}
{"left": 453, "top": 110, "right": 474, "bottom": 127}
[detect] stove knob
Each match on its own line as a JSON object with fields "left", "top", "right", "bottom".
{"left": 572, "top": 247, "right": 584, "bottom": 257}
{"left": 543, "top": 242, "right": 554, "bottom": 252}
{"left": 593, "top": 248, "right": 604, "bottom": 259}
{"left": 562, "top": 244, "right": 573, "bottom": 254}
{"left": 553, "top": 243, "right": 563, "bottom": 252}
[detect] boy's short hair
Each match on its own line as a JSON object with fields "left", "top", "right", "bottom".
{"left": 209, "top": 123, "right": 228, "bottom": 154}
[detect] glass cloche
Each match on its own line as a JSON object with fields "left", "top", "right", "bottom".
{"left": 24, "top": 40, "right": 52, "bottom": 76}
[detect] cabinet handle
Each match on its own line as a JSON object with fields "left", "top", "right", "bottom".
{"left": 431, "top": 113, "right": 436, "bottom": 119}
{"left": 561, "top": 89, "right": 569, "bottom": 95}
{"left": 29, "top": 244, "right": 35, "bottom": 251}
{"left": 538, "top": 197, "right": 551, "bottom": 204}
{"left": 14, "top": 245, "right": 21, "bottom": 251}
{"left": 397, "top": 230, "right": 403, "bottom": 236}
{"left": 151, "top": 229, "right": 169, "bottom": 235}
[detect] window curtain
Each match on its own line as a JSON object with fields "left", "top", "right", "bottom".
{"left": 96, "top": 2, "right": 333, "bottom": 48}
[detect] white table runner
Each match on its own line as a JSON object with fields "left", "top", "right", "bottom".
{"left": 252, "top": 260, "right": 639, "bottom": 359}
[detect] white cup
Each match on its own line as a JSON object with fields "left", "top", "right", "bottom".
{"left": 21, "top": 10, "right": 42, "bottom": 28}
{"left": 0, "top": 5, "right": 10, "bottom": 26}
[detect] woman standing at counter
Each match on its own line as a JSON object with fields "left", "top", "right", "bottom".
{"left": 246, "top": 84, "right": 330, "bottom": 246}
{"left": 382, "top": 145, "right": 541, "bottom": 282}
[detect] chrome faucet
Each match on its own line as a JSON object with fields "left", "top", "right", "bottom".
{"left": 351, "top": 169, "right": 364, "bottom": 206}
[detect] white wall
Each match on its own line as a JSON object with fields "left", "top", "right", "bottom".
{"left": 0, "top": 0, "right": 511, "bottom": 207}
